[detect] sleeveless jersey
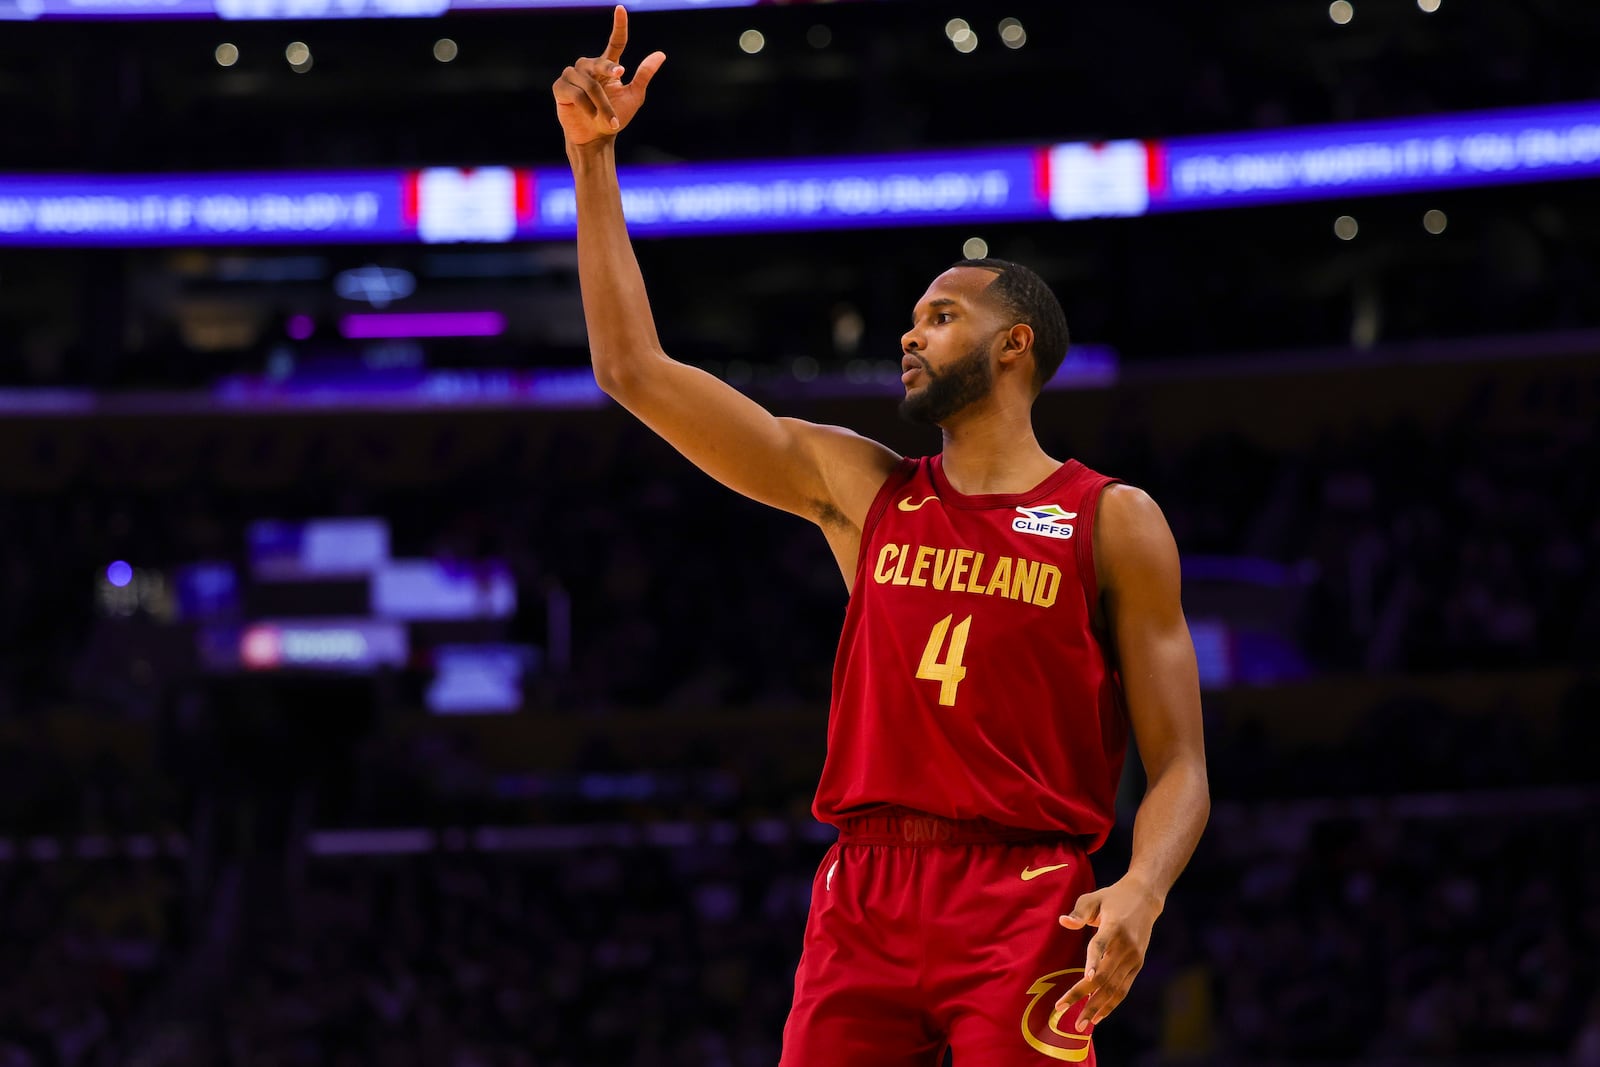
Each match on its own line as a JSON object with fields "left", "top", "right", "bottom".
{"left": 812, "top": 454, "right": 1129, "bottom": 850}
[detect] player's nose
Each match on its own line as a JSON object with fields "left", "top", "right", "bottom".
{"left": 901, "top": 327, "right": 922, "bottom": 352}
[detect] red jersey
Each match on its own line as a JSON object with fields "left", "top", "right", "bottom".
{"left": 812, "top": 454, "right": 1128, "bottom": 850}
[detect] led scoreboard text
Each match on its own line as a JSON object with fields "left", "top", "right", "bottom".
{"left": 0, "top": 102, "right": 1596, "bottom": 246}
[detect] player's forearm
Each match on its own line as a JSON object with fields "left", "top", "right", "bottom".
{"left": 566, "top": 138, "right": 667, "bottom": 392}
{"left": 1123, "top": 756, "right": 1209, "bottom": 909}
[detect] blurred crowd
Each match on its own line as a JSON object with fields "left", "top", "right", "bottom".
{"left": 0, "top": 371, "right": 1594, "bottom": 718}
{"left": 3, "top": 798, "right": 1596, "bottom": 1066}
{"left": 0, "top": 857, "right": 187, "bottom": 1067}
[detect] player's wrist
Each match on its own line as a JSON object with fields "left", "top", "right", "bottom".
{"left": 566, "top": 136, "right": 617, "bottom": 169}
{"left": 1120, "top": 871, "right": 1168, "bottom": 914}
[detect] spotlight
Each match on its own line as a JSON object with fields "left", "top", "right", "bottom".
{"left": 1334, "top": 215, "right": 1359, "bottom": 240}
{"left": 214, "top": 43, "right": 239, "bottom": 67}
{"left": 962, "top": 236, "right": 989, "bottom": 259}
{"left": 1329, "top": 1, "right": 1353, "bottom": 24}
{"left": 1423, "top": 209, "right": 1447, "bottom": 234}
{"left": 739, "top": 29, "right": 765, "bottom": 54}
{"left": 433, "top": 38, "right": 458, "bottom": 63}
{"left": 999, "top": 18, "right": 1026, "bottom": 48}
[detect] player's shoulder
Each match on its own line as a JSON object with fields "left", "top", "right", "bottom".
{"left": 1100, "top": 482, "right": 1164, "bottom": 519}
{"left": 1096, "top": 482, "right": 1174, "bottom": 543}
{"left": 779, "top": 417, "right": 903, "bottom": 479}
{"left": 1094, "top": 483, "right": 1182, "bottom": 595}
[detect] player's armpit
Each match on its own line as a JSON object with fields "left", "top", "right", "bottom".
{"left": 602, "top": 352, "right": 902, "bottom": 528}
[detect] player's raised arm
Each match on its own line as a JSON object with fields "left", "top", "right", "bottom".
{"left": 552, "top": 6, "right": 900, "bottom": 531}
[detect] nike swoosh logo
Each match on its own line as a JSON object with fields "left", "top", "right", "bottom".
{"left": 1020, "top": 862, "right": 1071, "bottom": 882}
{"left": 898, "top": 495, "right": 938, "bottom": 512}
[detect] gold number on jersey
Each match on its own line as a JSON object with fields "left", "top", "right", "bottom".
{"left": 917, "top": 613, "right": 972, "bottom": 707}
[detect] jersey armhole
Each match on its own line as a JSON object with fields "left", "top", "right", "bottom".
{"left": 1076, "top": 476, "right": 1123, "bottom": 621}
{"left": 849, "top": 457, "right": 920, "bottom": 594}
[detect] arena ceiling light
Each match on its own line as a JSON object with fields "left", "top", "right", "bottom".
{"left": 285, "top": 40, "right": 312, "bottom": 72}
{"left": 944, "top": 17, "right": 977, "bottom": 52}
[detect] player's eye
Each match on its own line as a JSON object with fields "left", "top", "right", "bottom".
{"left": 935, "top": 313, "right": 954, "bottom": 324}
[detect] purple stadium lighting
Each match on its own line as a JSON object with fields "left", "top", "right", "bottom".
{"left": 339, "top": 311, "right": 505, "bottom": 339}
{"left": 287, "top": 314, "right": 315, "bottom": 340}
{"left": 107, "top": 561, "right": 134, "bottom": 587}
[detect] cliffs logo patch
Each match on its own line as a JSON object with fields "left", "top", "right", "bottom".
{"left": 1014, "top": 505, "right": 1077, "bottom": 540}
{"left": 1020, "top": 969, "right": 1094, "bottom": 1062}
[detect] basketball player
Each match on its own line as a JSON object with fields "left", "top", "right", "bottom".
{"left": 553, "top": 8, "right": 1209, "bottom": 1064}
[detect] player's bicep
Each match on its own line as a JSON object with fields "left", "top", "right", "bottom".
{"left": 603, "top": 352, "right": 899, "bottom": 525}
{"left": 1097, "top": 486, "right": 1205, "bottom": 777}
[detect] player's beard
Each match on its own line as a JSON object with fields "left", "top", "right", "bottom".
{"left": 898, "top": 339, "right": 995, "bottom": 426}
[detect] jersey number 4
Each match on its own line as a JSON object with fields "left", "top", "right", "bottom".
{"left": 917, "top": 614, "right": 973, "bottom": 707}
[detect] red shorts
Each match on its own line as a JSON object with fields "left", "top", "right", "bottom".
{"left": 781, "top": 809, "right": 1099, "bottom": 1066}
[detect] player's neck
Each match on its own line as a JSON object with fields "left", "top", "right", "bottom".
{"left": 937, "top": 408, "right": 1059, "bottom": 497}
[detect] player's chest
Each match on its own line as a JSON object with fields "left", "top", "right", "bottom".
{"left": 863, "top": 504, "right": 1082, "bottom": 610}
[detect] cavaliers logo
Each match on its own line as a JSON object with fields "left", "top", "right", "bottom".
{"left": 1020, "top": 969, "right": 1094, "bottom": 1062}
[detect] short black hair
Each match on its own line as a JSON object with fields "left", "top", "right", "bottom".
{"left": 950, "top": 258, "right": 1070, "bottom": 394}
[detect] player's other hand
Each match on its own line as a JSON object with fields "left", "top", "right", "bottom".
{"left": 552, "top": 5, "right": 667, "bottom": 146}
{"left": 1054, "top": 876, "right": 1163, "bottom": 1031}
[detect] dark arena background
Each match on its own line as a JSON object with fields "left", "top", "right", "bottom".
{"left": 2, "top": 1, "right": 1599, "bottom": 1064}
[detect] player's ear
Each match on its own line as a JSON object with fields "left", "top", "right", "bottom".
{"left": 999, "top": 322, "right": 1033, "bottom": 364}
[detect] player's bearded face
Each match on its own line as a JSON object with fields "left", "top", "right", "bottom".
{"left": 899, "top": 336, "right": 996, "bottom": 425}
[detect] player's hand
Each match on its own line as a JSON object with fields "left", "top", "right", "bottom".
{"left": 552, "top": 5, "right": 667, "bottom": 146}
{"left": 1054, "top": 876, "right": 1163, "bottom": 1031}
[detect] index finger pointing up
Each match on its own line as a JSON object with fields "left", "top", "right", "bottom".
{"left": 603, "top": 5, "right": 629, "bottom": 63}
